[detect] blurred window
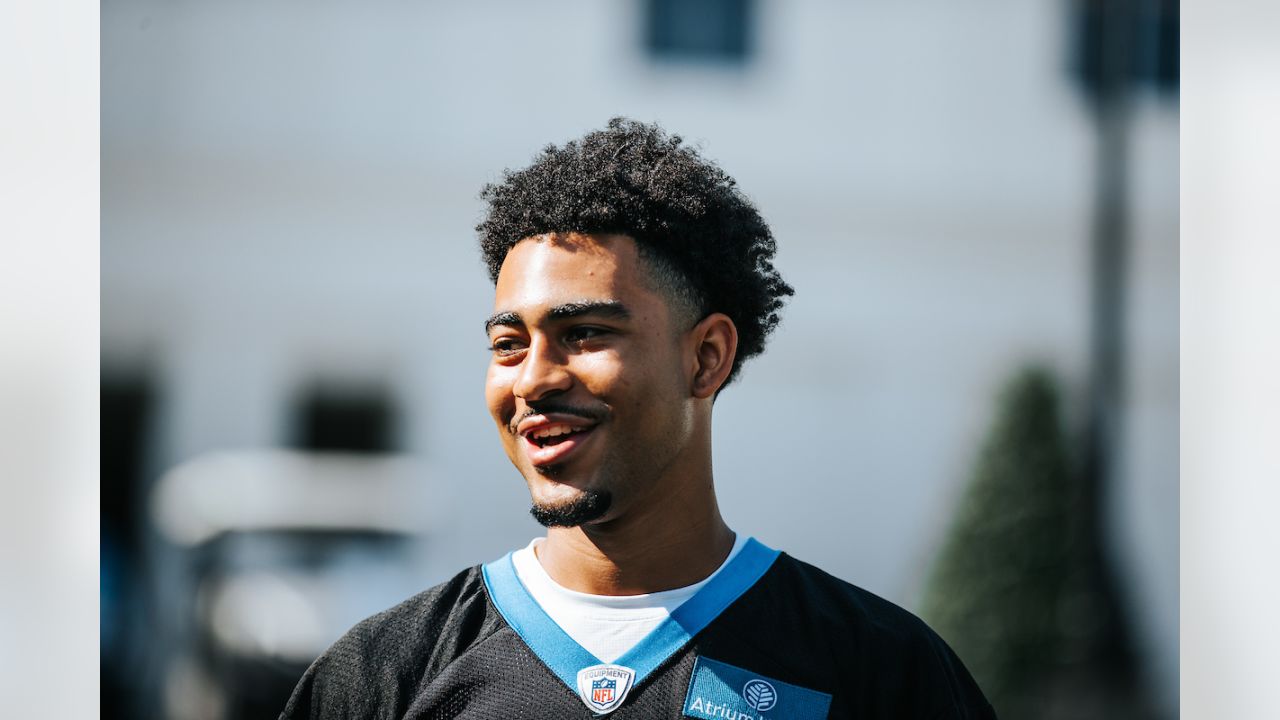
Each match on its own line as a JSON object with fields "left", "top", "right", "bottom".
{"left": 292, "top": 386, "right": 396, "bottom": 454}
{"left": 101, "top": 373, "right": 156, "bottom": 716}
{"left": 645, "top": 0, "right": 754, "bottom": 64}
{"left": 1069, "top": 0, "right": 1178, "bottom": 98}
{"left": 102, "top": 376, "right": 154, "bottom": 551}
{"left": 1145, "top": 0, "right": 1178, "bottom": 93}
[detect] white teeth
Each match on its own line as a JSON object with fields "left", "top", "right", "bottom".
{"left": 530, "top": 424, "right": 581, "bottom": 440}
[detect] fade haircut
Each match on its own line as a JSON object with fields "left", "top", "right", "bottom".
{"left": 477, "top": 118, "right": 793, "bottom": 387}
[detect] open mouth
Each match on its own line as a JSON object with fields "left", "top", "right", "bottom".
{"left": 526, "top": 424, "right": 593, "bottom": 448}
{"left": 517, "top": 418, "right": 599, "bottom": 467}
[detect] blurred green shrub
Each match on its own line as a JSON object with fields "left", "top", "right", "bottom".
{"left": 920, "top": 367, "right": 1085, "bottom": 717}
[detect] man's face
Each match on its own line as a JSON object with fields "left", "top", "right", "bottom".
{"left": 484, "top": 233, "right": 697, "bottom": 527}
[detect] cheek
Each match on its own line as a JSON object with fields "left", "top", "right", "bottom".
{"left": 568, "top": 351, "right": 624, "bottom": 393}
{"left": 485, "top": 364, "right": 517, "bottom": 423}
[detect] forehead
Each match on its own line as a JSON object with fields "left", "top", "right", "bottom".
{"left": 492, "top": 233, "right": 654, "bottom": 313}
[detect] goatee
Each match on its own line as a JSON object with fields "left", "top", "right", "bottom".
{"left": 529, "top": 489, "right": 612, "bottom": 527}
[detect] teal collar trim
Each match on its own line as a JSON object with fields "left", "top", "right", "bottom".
{"left": 481, "top": 537, "right": 780, "bottom": 692}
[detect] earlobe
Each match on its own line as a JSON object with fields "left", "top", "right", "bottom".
{"left": 690, "top": 313, "right": 738, "bottom": 399}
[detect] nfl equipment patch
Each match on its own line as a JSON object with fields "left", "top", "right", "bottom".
{"left": 576, "top": 664, "right": 636, "bottom": 715}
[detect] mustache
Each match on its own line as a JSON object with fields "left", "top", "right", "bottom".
{"left": 508, "top": 400, "right": 608, "bottom": 434}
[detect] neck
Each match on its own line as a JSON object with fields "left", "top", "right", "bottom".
{"left": 537, "top": 466, "right": 734, "bottom": 596}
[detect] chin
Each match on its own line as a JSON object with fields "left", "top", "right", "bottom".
{"left": 528, "top": 487, "right": 613, "bottom": 528}
{"left": 533, "top": 462, "right": 564, "bottom": 478}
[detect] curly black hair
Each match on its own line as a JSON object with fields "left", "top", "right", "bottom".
{"left": 477, "top": 117, "right": 793, "bottom": 388}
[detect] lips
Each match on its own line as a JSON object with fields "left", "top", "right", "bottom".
{"left": 516, "top": 413, "right": 599, "bottom": 467}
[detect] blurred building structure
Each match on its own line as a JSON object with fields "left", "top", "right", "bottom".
{"left": 102, "top": 1, "right": 1177, "bottom": 717}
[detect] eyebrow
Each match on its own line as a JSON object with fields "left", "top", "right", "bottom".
{"left": 484, "top": 300, "right": 631, "bottom": 334}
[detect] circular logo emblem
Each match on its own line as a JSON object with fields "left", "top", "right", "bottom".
{"left": 742, "top": 678, "right": 778, "bottom": 712}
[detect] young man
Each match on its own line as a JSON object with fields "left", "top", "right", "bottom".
{"left": 281, "top": 119, "right": 995, "bottom": 719}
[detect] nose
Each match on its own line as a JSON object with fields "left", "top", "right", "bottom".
{"left": 513, "top": 336, "right": 573, "bottom": 401}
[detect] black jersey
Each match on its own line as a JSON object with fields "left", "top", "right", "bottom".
{"left": 280, "top": 539, "right": 995, "bottom": 719}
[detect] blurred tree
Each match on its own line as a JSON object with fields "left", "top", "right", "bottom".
{"left": 919, "top": 368, "right": 1152, "bottom": 719}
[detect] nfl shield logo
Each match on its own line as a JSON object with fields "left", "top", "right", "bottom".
{"left": 576, "top": 664, "right": 635, "bottom": 715}
{"left": 592, "top": 677, "right": 616, "bottom": 704}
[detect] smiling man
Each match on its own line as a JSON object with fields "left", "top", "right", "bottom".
{"left": 281, "top": 119, "right": 995, "bottom": 719}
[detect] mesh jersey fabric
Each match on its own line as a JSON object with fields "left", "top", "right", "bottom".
{"left": 280, "top": 552, "right": 996, "bottom": 719}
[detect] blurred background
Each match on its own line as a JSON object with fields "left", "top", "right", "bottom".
{"left": 100, "top": 0, "right": 1177, "bottom": 718}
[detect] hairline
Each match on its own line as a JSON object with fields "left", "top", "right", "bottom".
{"left": 630, "top": 240, "right": 709, "bottom": 331}
{"left": 492, "top": 232, "right": 709, "bottom": 332}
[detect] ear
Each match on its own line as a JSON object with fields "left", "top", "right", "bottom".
{"left": 688, "top": 313, "right": 738, "bottom": 399}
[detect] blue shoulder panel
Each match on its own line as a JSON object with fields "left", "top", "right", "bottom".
{"left": 481, "top": 537, "right": 780, "bottom": 694}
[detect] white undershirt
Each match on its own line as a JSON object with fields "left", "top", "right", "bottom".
{"left": 511, "top": 533, "right": 748, "bottom": 664}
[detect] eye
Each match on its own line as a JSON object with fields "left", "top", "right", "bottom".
{"left": 488, "top": 336, "right": 527, "bottom": 357}
{"left": 564, "top": 326, "right": 610, "bottom": 345}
